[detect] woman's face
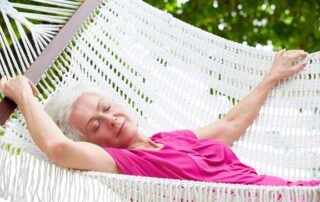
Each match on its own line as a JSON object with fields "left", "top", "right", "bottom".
{"left": 69, "top": 93, "right": 139, "bottom": 148}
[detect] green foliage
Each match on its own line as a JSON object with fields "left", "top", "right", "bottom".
{"left": 144, "top": 0, "right": 320, "bottom": 52}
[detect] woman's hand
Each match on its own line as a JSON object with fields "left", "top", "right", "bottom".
{"left": 266, "top": 49, "right": 308, "bottom": 83}
{"left": 0, "top": 75, "right": 37, "bottom": 105}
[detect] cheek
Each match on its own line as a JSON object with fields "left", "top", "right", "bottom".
{"left": 126, "top": 121, "right": 138, "bottom": 134}
{"left": 100, "top": 125, "right": 114, "bottom": 140}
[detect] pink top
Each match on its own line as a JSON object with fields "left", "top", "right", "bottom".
{"left": 104, "top": 130, "right": 319, "bottom": 186}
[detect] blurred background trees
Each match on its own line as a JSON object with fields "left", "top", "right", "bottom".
{"left": 144, "top": 0, "right": 320, "bottom": 52}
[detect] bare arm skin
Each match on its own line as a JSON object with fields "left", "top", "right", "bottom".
{"left": 0, "top": 76, "right": 121, "bottom": 173}
{"left": 193, "top": 50, "right": 308, "bottom": 146}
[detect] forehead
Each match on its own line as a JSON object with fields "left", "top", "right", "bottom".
{"left": 69, "top": 93, "right": 107, "bottom": 132}
{"left": 73, "top": 93, "right": 103, "bottom": 109}
{"left": 72, "top": 92, "right": 115, "bottom": 113}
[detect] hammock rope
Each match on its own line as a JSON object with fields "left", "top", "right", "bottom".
{"left": 0, "top": 0, "right": 320, "bottom": 201}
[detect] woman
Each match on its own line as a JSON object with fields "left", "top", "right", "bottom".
{"left": 0, "top": 49, "right": 319, "bottom": 186}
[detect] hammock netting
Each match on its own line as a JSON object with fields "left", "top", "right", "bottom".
{"left": 0, "top": 0, "right": 320, "bottom": 201}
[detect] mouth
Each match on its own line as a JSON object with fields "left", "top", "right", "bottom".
{"left": 117, "top": 120, "right": 126, "bottom": 137}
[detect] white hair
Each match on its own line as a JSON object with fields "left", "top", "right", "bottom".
{"left": 44, "top": 83, "right": 109, "bottom": 141}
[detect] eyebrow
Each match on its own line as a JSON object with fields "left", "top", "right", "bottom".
{"left": 85, "top": 98, "right": 103, "bottom": 133}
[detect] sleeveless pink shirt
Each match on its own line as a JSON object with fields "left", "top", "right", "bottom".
{"left": 104, "top": 130, "right": 319, "bottom": 186}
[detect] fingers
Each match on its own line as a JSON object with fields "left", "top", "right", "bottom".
{"left": 0, "top": 76, "right": 8, "bottom": 93}
{"left": 276, "top": 49, "right": 286, "bottom": 58}
{"left": 284, "top": 50, "right": 308, "bottom": 61}
{"left": 0, "top": 75, "right": 38, "bottom": 98}
{"left": 27, "top": 79, "right": 38, "bottom": 96}
{"left": 278, "top": 49, "right": 286, "bottom": 56}
{"left": 288, "top": 50, "right": 308, "bottom": 74}
{"left": 291, "top": 50, "right": 308, "bottom": 60}
{"left": 293, "top": 61, "right": 308, "bottom": 73}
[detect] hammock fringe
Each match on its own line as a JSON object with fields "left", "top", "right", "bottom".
{"left": 0, "top": 145, "right": 318, "bottom": 201}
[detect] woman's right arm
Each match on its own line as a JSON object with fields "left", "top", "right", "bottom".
{"left": 0, "top": 76, "right": 120, "bottom": 174}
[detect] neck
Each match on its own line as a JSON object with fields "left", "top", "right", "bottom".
{"left": 128, "top": 130, "right": 161, "bottom": 149}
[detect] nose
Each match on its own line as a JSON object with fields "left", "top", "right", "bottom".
{"left": 100, "top": 113, "right": 117, "bottom": 129}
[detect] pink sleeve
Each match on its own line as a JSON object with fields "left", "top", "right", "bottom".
{"left": 103, "top": 147, "right": 151, "bottom": 175}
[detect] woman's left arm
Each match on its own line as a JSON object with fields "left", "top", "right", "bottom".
{"left": 193, "top": 50, "right": 308, "bottom": 146}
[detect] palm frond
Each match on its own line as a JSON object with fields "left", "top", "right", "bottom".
{"left": 0, "top": 0, "right": 82, "bottom": 77}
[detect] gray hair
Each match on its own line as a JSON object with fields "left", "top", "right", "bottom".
{"left": 45, "top": 83, "right": 109, "bottom": 141}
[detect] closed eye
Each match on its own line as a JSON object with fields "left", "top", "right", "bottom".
{"left": 103, "top": 105, "right": 111, "bottom": 112}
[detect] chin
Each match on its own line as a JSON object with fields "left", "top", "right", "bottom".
{"left": 122, "top": 124, "right": 138, "bottom": 143}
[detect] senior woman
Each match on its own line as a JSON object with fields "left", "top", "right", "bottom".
{"left": 0, "top": 49, "right": 319, "bottom": 186}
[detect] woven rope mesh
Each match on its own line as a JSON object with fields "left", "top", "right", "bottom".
{"left": 0, "top": 0, "right": 320, "bottom": 201}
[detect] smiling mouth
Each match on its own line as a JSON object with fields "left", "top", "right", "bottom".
{"left": 117, "top": 120, "right": 126, "bottom": 137}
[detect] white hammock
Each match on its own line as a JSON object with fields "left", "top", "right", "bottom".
{"left": 0, "top": 0, "right": 320, "bottom": 201}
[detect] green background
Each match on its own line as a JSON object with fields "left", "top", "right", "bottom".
{"left": 144, "top": 0, "right": 320, "bottom": 52}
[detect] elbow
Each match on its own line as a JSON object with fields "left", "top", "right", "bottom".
{"left": 218, "top": 136, "right": 234, "bottom": 147}
{"left": 218, "top": 121, "right": 239, "bottom": 146}
{"left": 46, "top": 141, "right": 69, "bottom": 165}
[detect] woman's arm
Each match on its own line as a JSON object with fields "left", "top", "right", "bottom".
{"left": 193, "top": 76, "right": 276, "bottom": 145}
{"left": 193, "top": 50, "right": 308, "bottom": 146}
{"left": 0, "top": 76, "right": 120, "bottom": 173}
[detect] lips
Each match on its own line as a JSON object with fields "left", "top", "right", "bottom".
{"left": 117, "top": 120, "right": 126, "bottom": 137}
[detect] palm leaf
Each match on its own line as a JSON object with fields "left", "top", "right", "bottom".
{"left": 0, "top": 0, "right": 82, "bottom": 77}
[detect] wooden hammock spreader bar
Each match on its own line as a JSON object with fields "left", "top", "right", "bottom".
{"left": 0, "top": 0, "right": 103, "bottom": 126}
